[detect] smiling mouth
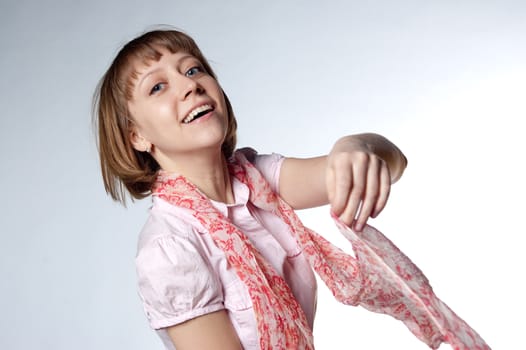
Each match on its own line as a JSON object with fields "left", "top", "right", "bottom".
{"left": 183, "top": 104, "right": 214, "bottom": 124}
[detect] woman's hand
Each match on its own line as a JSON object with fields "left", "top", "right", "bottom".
{"left": 279, "top": 133, "right": 407, "bottom": 229}
{"left": 326, "top": 136, "right": 392, "bottom": 231}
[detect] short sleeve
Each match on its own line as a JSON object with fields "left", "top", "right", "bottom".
{"left": 136, "top": 234, "right": 224, "bottom": 329}
{"left": 251, "top": 152, "right": 285, "bottom": 194}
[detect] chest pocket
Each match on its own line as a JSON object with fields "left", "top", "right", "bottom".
{"left": 224, "top": 277, "right": 252, "bottom": 310}
{"left": 223, "top": 278, "right": 258, "bottom": 349}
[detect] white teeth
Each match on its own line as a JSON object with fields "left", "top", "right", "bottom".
{"left": 183, "top": 104, "right": 213, "bottom": 124}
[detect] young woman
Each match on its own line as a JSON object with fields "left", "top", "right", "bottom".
{"left": 93, "top": 28, "right": 489, "bottom": 350}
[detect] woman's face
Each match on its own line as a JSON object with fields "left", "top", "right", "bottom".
{"left": 127, "top": 49, "right": 228, "bottom": 171}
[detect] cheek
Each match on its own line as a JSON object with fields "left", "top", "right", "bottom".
{"left": 127, "top": 102, "right": 144, "bottom": 125}
{"left": 131, "top": 100, "right": 173, "bottom": 129}
{"left": 204, "top": 77, "right": 224, "bottom": 97}
{"left": 157, "top": 103, "right": 176, "bottom": 120}
{"left": 127, "top": 105, "right": 154, "bottom": 139}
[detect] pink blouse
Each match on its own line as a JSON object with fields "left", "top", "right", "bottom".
{"left": 136, "top": 153, "right": 318, "bottom": 350}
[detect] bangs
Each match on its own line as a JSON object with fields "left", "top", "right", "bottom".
{"left": 115, "top": 31, "right": 207, "bottom": 101}
{"left": 121, "top": 44, "right": 166, "bottom": 101}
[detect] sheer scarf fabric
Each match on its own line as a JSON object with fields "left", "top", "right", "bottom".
{"left": 152, "top": 149, "right": 490, "bottom": 350}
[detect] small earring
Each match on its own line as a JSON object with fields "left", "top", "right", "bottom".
{"left": 145, "top": 145, "right": 151, "bottom": 153}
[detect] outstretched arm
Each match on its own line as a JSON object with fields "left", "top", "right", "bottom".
{"left": 278, "top": 133, "right": 407, "bottom": 231}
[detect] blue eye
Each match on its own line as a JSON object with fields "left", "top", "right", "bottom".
{"left": 149, "top": 83, "right": 165, "bottom": 95}
{"left": 185, "top": 66, "right": 202, "bottom": 77}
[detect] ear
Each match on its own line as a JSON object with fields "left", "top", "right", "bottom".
{"left": 129, "top": 126, "right": 151, "bottom": 153}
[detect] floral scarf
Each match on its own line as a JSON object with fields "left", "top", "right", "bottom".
{"left": 152, "top": 149, "right": 490, "bottom": 350}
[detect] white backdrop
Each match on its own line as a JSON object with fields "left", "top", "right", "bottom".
{"left": 1, "top": 0, "right": 524, "bottom": 349}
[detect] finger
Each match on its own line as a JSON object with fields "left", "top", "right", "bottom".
{"left": 372, "top": 164, "right": 391, "bottom": 218}
{"left": 354, "top": 158, "right": 381, "bottom": 231}
{"left": 330, "top": 162, "right": 352, "bottom": 217}
{"left": 339, "top": 166, "right": 365, "bottom": 226}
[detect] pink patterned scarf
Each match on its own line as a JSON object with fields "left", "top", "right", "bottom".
{"left": 152, "top": 149, "right": 490, "bottom": 350}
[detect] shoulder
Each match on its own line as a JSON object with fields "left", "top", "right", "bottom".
{"left": 236, "top": 147, "right": 285, "bottom": 193}
{"left": 136, "top": 198, "right": 209, "bottom": 268}
{"left": 135, "top": 201, "right": 224, "bottom": 329}
{"left": 137, "top": 201, "right": 195, "bottom": 248}
{"left": 236, "top": 147, "right": 284, "bottom": 167}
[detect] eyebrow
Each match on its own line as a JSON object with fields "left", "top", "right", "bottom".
{"left": 136, "top": 54, "right": 197, "bottom": 92}
{"left": 136, "top": 67, "right": 161, "bottom": 93}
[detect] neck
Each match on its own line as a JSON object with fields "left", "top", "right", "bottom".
{"left": 158, "top": 150, "right": 234, "bottom": 204}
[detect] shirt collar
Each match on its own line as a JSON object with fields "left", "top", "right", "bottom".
{"left": 210, "top": 176, "right": 250, "bottom": 217}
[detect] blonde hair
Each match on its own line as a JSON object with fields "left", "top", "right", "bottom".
{"left": 93, "top": 29, "right": 237, "bottom": 204}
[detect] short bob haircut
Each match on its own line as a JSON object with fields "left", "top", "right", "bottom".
{"left": 93, "top": 28, "right": 237, "bottom": 204}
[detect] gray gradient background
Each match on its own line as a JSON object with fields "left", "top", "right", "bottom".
{"left": 1, "top": 0, "right": 524, "bottom": 348}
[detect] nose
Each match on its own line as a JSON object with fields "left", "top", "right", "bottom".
{"left": 179, "top": 75, "right": 203, "bottom": 100}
